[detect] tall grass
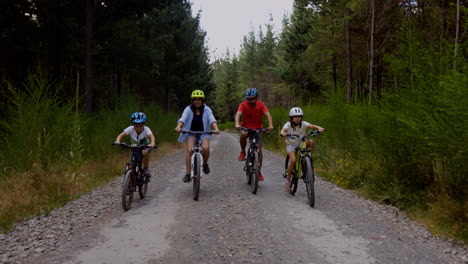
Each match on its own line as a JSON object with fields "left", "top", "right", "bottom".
{"left": 0, "top": 71, "right": 179, "bottom": 231}
{"left": 262, "top": 26, "right": 467, "bottom": 242}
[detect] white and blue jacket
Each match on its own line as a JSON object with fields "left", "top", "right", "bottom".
{"left": 177, "top": 104, "right": 217, "bottom": 143}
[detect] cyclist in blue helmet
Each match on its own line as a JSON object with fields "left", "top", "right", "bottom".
{"left": 235, "top": 88, "right": 273, "bottom": 181}
{"left": 114, "top": 112, "right": 156, "bottom": 179}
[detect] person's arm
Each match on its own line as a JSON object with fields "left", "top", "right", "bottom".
{"left": 211, "top": 122, "right": 220, "bottom": 134}
{"left": 115, "top": 131, "right": 127, "bottom": 143}
{"left": 235, "top": 111, "right": 243, "bottom": 130}
{"left": 175, "top": 121, "right": 184, "bottom": 133}
{"left": 264, "top": 111, "right": 273, "bottom": 131}
{"left": 307, "top": 123, "right": 325, "bottom": 133}
{"left": 280, "top": 127, "right": 288, "bottom": 137}
{"left": 148, "top": 133, "right": 156, "bottom": 148}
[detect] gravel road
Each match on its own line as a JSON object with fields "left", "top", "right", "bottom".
{"left": 1, "top": 132, "right": 467, "bottom": 264}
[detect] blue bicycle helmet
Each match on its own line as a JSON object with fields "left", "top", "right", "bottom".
{"left": 131, "top": 112, "right": 146, "bottom": 124}
{"left": 245, "top": 88, "right": 258, "bottom": 98}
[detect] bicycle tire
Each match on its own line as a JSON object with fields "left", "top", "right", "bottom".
{"left": 193, "top": 154, "right": 201, "bottom": 201}
{"left": 284, "top": 155, "right": 289, "bottom": 178}
{"left": 251, "top": 151, "right": 259, "bottom": 194}
{"left": 122, "top": 170, "right": 134, "bottom": 211}
{"left": 303, "top": 156, "right": 315, "bottom": 207}
{"left": 138, "top": 169, "right": 148, "bottom": 199}
{"left": 285, "top": 155, "right": 298, "bottom": 195}
{"left": 290, "top": 171, "right": 299, "bottom": 195}
{"left": 246, "top": 151, "right": 251, "bottom": 185}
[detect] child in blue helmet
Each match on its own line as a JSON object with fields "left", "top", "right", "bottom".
{"left": 114, "top": 112, "right": 156, "bottom": 179}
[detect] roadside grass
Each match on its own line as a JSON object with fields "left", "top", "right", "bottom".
{"left": 263, "top": 104, "right": 467, "bottom": 244}
{"left": 0, "top": 142, "right": 183, "bottom": 232}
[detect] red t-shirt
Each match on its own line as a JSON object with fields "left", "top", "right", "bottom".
{"left": 238, "top": 100, "right": 269, "bottom": 129}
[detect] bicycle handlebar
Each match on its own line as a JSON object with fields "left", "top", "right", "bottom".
{"left": 284, "top": 129, "right": 326, "bottom": 139}
{"left": 180, "top": 130, "right": 216, "bottom": 135}
{"left": 112, "top": 142, "right": 158, "bottom": 150}
{"left": 239, "top": 127, "right": 271, "bottom": 134}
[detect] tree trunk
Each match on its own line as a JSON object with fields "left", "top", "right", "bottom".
{"left": 84, "top": 0, "right": 94, "bottom": 114}
{"left": 331, "top": 31, "right": 337, "bottom": 93}
{"left": 440, "top": 0, "right": 447, "bottom": 53}
{"left": 369, "top": 0, "right": 375, "bottom": 104}
{"left": 346, "top": 5, "right": 352, "bottom": 104}
{"left": 454, "top": 0, "right": 460, "bottom": 69}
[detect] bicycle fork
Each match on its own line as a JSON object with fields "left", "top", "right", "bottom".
{"left": 190, "top": 151, "right": 204, "bottom": 179}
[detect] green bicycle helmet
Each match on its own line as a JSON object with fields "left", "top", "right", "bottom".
{"left": 191, "top": 90, "right": 205, "bottom": 99}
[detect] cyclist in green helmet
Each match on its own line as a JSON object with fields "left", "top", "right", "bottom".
{"left": 175, "top": 90, "right": 220, "bottom": 183}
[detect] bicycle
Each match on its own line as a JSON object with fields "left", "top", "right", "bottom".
{"left": 181, "top": 130, "right": 215, "bottom": 201}
{"left": 112, "top": 142, "right": 157, "bottom": 211}
{"left": 282, "top": 130, "right": 324, "bottom": 207}
{"left": 240, "top": 127, "right": 270, "bottom": 194}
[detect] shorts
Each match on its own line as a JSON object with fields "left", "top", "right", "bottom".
{"left": 286, "top": 144, "right": 301, "bottom": 153}
{"left": 143, "top": 147, "right": 152, "bottom": 153}
{"left": 247, "top": 132, "right": 263, "bottom": 146}
{"left": 187, "top": 132, "right": 210, "bottom": 142}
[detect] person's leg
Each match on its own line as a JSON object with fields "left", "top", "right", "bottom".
{"left": 287, "top": 151, "right": 296, "bottom": 180}
{"left": 142, "top": 149, "right": 151, "bottom": 179}
{"left": 306, "top": 139, "right": 315, "bottom": 153}
{"left": 201, "top": 138, "right": 211, "bottom": 174}
{"left": 142, "top": 149, "right": 149, "bottom": 168}
{"left": 201, "top": 138, "right": 210, "bottom": 164}
{"left": 185, "top": 137, "right": 195, "bottom": 175}
{"left": 238, "top": 132, "right": 248, "bottom": 160}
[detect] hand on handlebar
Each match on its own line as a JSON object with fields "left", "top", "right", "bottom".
{"left": 175, "top": 127, "right": 182, "bottom": 133}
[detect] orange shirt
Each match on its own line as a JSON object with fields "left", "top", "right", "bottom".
{"left": 238, "top": 100, "right": 269, "bottom": 129}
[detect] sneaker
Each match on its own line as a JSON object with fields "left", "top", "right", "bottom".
{"left": 183, "top": 174, "right": 191, "bottom": 183}
{"left": 203, "top": 164, "right": 210, "bottom": 174}
{"left": 143, "top": 168, "right": 151, "bottom": 182}
{"left": 238, "top": 152, "right": 246, "bottom": 161}
{"left": 258, "top": 171, "right": 264, "bottom": 181}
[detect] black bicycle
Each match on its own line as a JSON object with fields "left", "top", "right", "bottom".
{"left": 241, "top": 127, "right": 269, "bottom": 194}
{"left": 283, "top": 130, "right": 324, "bottom": 207}
{"left": 181, "top": 130, "right": 215, "bottom": 201}
{"left": 112, "top": 142, "right": 156, "bottom": 211}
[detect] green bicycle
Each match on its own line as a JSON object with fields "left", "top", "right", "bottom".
{"left": 283, "top": 130, "right": 324, "bottom": 207}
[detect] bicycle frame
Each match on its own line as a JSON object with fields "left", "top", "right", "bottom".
{"left": 294, "top": 140, "right": 311, "bottom": 180}
{"left": 190, "top": 136, "right": 204, "bottom": 180}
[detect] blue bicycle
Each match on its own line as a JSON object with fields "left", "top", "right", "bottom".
{"left": 113, "top": 142, "right": 157, "bottom": 210}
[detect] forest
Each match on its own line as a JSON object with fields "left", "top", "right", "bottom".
{"left": 0, "top": 0, "right": 466, "bottom": 242}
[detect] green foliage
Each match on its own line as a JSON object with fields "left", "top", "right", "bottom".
{"left": 0, "top": 69, "right": 76, "bottom": 172}
{"left": 0, "top": 71, "right": 179, "bottom": 178}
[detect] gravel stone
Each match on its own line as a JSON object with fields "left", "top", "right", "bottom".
{"left": 0, "top": 132, "right": 465, "bottom": 264}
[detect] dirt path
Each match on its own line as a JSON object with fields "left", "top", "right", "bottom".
{"left": 13, "top": 132, "right": 467, "bottom": 264}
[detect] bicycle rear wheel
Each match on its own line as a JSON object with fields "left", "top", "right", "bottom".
{"left": 245, "top": 151, "right": 251, "bottom": 185}
{"left": 138, "top": 170, "right": 148, "bottom": 199}
{"left": 193, "top": 154, "right": 201, "bottom": 201}
{"left": 250, "top": 151, "right": 259, "bottom": 194}
{"left": 289, "top": 171, "right": 299, "bottom": 195}
{"left": 303, "top": 156, "right": 315, "bottom": 207}
{"left": 285, "top": 155, "right": 298, "bottom": 194}
{"left": 122, "top": 170, "right": 134, "bottom": 211}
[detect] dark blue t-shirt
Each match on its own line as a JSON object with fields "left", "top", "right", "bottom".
{"left": 190, "top": 114, "right": 204, "bottom": 131}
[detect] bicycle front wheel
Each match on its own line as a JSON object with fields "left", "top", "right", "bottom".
{"left": 250, "top": 151, "right": 259, "bottom": 194}
{"left": 138, "top": 170, "right": 148, "bottom": 199}
{"left": 193, "top": 154, "right": 201, "bottom": 201}
{"left": 303, "top": 156, "right": 315, "bottom": 207}
{"left": 122, "top": 170, "right": 134, "bottom": 211}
